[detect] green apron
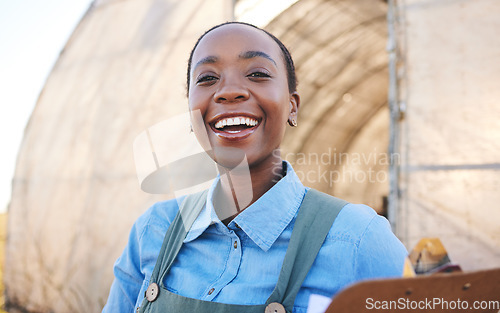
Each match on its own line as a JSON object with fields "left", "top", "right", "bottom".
{"left": 138, "top": 189, "right": 347, "bottom": 313}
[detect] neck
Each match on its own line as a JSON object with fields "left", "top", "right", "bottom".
{"left": 214, "top": 150, "right": 284, "bottom": 224}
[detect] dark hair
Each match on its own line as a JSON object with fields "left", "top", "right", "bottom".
{"left": 186, "top": 21, "right": 297, "bottom": 96}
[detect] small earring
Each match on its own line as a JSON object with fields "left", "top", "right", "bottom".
{"left": 288, "top": 119, "right": 297, "bottom": 127}
{"left": 190, "top": 124, "right": 194, "bottom": 133}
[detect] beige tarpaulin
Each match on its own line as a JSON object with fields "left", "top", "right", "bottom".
{"left": 392, "top": 0, "right": 500, "bottom": 270}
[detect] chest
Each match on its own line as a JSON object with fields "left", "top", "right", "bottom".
{"left": 144, "top": 223, "right": 357, "bottom": 311}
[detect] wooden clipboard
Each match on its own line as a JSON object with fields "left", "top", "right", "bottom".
{"left": 325, "top": 268, "right": 500, "bottom": 312}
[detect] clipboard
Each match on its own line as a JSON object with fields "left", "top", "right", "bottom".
{"left": 325, "top": 268, "right": 500, "bottom": 312}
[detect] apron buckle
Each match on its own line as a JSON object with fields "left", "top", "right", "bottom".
{"left": 146, "top": 282, "right": 160, "bottom": 302}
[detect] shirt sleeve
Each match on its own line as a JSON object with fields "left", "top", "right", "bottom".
{"left": 354, "top": 214, "right": 408, "bottom": 280}
{"left": 102, "top": 218, "right": 147, "bottom": 313}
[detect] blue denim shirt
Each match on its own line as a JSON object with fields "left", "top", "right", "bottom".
{"left": 102, "top": 162, "right": 407, "bottom": 313}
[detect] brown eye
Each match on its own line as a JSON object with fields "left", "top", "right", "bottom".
{"left": 247, "top": 71, "right": 271, "bottom": 78}
{"left": 197, "top": 75, "right": 218, "bottom": 85}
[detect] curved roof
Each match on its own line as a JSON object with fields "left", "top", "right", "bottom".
{"left": 268, "top": 0, "right": 389, "bottom": 211}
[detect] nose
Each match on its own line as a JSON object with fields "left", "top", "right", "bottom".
{"left": 213, "top": 78, "right": 249, "bottom": 103}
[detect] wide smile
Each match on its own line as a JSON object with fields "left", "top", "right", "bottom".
{"left": 210, "top": 114, "right": 261, "bottom": 141}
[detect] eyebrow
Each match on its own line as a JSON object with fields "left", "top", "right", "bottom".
{"left": 193, "top": 56, "right": 218, "bottom": 71}
{"left": 239, "top": 50, "right": 277, "bottom": 66}
{"left": 193, "top": 50, "right": 277, "bottom": 72}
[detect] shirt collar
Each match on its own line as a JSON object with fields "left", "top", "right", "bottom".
{"left": 184, "top": 161, "right": 306, "bottom": 252}
{"left": 183, "top": 177, "right": 221, "bottom": 243}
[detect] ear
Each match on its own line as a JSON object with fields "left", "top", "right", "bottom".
{"left": 288, "top": 91, "right": 300, "bottom": 126}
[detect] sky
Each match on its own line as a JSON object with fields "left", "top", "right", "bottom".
{"left": 0, "top": 0, "right": 94, "bottom": 213}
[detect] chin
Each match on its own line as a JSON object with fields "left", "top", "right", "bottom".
{"left": 207, "top": 146, "right": 250, "bottom": 171}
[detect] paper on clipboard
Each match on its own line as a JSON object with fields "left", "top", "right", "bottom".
{"left": 307, "top": 294, "right": 332, "bottom": 313}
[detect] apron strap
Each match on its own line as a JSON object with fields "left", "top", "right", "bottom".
{"left": 265, "top": 189, "right": 348, "bottom": 311}
{"left": 149, "top": 190, "right": 208, "bottom": 285}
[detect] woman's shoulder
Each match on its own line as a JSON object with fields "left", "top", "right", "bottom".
{"left": 333, "top": 203, "right": 382, "bottom": 237}
{"left": 316, "top": 192, "right": 394, "bottom": 246}
{"left": 315, "top": 193, "right": 407, "bottom": 277}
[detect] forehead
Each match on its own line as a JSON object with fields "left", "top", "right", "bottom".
{"left": 192, "top": 24, "right": 283, "bottom": 67}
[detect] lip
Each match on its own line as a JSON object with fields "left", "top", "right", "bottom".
{"left": 208, "top": 112, "right": 261, "bottom": 141}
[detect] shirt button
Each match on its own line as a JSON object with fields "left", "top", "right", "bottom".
{"left": 208, "top": 288, "right": 215, "bottom": 295}
{"left": 233, "top": 241, "right": 238, "bottom": 249}
{"left": 265, "top": 302, "right": 286, "bottom": 313}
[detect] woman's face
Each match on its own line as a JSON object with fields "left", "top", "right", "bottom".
{"left": 188, "top": 24, "right": 299, "bottom": 169}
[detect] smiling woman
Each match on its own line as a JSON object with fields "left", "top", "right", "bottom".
{"left": 102, "top": 22, "right": 407, "bottom": 313}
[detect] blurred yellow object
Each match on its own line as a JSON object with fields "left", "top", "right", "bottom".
{"left": 408, "top": 238, "right": 462, "bottom": 274}
{"left": 409, "top": 238, "right": 449, "bottom": 273}
{"left": 402, "top": 257, "right": 416, "bottom": 277}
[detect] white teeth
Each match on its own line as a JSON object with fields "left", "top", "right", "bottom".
{"left": 214, "top": 116, "right": 259, "bottom": 129}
